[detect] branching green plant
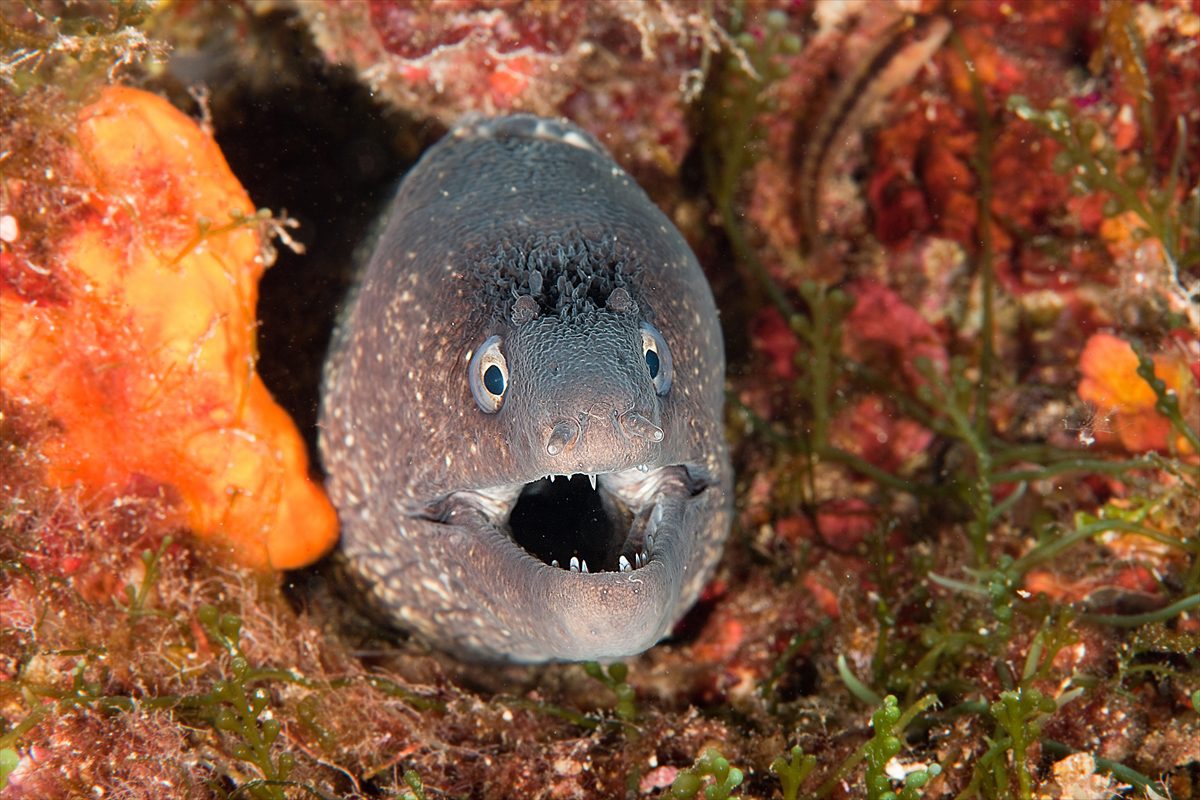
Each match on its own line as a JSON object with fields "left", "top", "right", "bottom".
{"left": 922, "top": 479, "right": 1199, "bottom": 666}
{"left": 669, "top": 748, "right": 744, "bottom": 800}
{"left": 914, "top": 356, "right": 997, "bottom": 568}
{"left": 701, "top": 6, "right": 805, "bottom": 326}
{"left": 813, "top": 694, "right": 940, "bottom": 800}
{"left": 704, "top": 18, "right": 1195, "bottom": 800}
{"left": 583, "top": 660, "right": 637, "bottom": 723}
{"left": 187, "top": 605, "right": 295, "bottom": 800}
{"left": 771, "top": 745, "right": 817, "bottom": 800}
{"left": 122, "top": 535, "right": 172, "bottom": 618}
{"left": 767, "top": 696, "right": 942, "bottom": 800}
{"left": 293, "top": 693, "right": 338, "bottom": 754}
{"left": 956, "top": 613, "right": 1081, "bottom": 800}
{"left": 863, "top": 696, "right": 943, "bottom": 800}
{"left": 976, "top": 687, "right": 1058, "bottom": 800}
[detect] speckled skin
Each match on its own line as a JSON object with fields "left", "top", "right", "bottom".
{"left": 320, "top": 115, "right": 730, "bottom": 663}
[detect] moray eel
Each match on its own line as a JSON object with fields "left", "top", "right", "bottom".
{"left": 319, "top": 115, "right": 731, "bottom": 663}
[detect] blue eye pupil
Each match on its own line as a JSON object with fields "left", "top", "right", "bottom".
{"left": 483, "top": 364, "right": 505, "bottom": 395}
{"left": 645, "top": 349, "right": 660, "bottom": 379}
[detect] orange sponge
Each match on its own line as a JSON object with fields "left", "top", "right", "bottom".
{"left": 1077, "top": 332, "right": 1195, "bottom": 455}
{"left": 0, "top": 86, "right": 338, "bottom": 569}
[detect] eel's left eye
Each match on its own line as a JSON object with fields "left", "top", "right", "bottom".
{"left": 469, "top": 335, "right": 508, "bottom": 413}
{"left": 640, "top": 322, "right": 672, "bottom": 396}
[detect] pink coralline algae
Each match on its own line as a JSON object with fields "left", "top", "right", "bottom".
{"left": 299, "top": 0, "right": 728, "bottom": 176}
{"left": 842, "top": 279, "right": 948, "bottom": 391}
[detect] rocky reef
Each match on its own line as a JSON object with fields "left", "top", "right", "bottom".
{"left": 1, "top": 1, "right": 1197, "bottom": 798}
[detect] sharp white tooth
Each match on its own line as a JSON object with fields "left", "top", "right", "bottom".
{"left": 551, "top": 560, "right": 560, "bottom": 568}
{"left": 570, "top": 556, "right": 580, "bottom": 572}
{"left": 634, "top": 551, "right": 643, "bottom": 568}
{"left": 637, "top": 463, "right": 649, "bottom": 473}
{"left": 588, "top": 473, "right": 597, "bottom": 491}
{"left": 646, "top": 532, "right": 655, "bottom": 555}
{"left": 549, "top": 473, "right": 556, "bottom": 483}
{"left": 581, "top": 559, "right": 589, "bottom": 574}
{"left": 619, "top": 555, "right": 631, "bottom": 572}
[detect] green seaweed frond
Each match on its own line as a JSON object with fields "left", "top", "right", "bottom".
{"left": 983, "top": 687, "right": 1059, "bottom": 800}
{"left": 771, "top": 744, "right": 817, "bottom": 800}
{"left": 669, "top": 747, "right": 744, "bottom": 800}
{"left": 801, "top": 694, "right": 940, "bottom": 800}
{"left": 187, "top": 605, "right": 295, "bottom": 800}
{"left": 702, "top": 5, "right": 804, "bottom": 323}
{"left": 957, "top": 613, "right": 1084, "bottom": 800}
{"left": 836, "top": 654, "right": 884, "bottom": 707}
{"left": 122, "top": 534, "right": 172, "bottom": 618}
{"left": 862, "top": 696, "right": 943, "bottom": 800}
{"left": 583, "top": 660, "right": 638, "bottom": 723}
{"left": 914, "top": 356, "right": 997, "bottom": 568}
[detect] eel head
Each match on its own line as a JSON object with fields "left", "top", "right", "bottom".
{"left": 412, "top": 293, "right": 725, "bottom": 662}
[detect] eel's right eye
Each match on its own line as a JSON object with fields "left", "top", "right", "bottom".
{"left": 640, "top": 322, "right": 673, "bottom": 396}
{"left": 469, "top": 335, "right": 508, "bottom": 413}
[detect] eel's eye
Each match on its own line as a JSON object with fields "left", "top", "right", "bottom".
{"left": 469, "top": 335, "right": 508, "bottom": 413}
{"left": 640, "top": 322, "right": 672, "bottom": 396}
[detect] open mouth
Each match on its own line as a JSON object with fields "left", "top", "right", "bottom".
{"left": 454, "top": 465, "right": 710, "bottom": 576}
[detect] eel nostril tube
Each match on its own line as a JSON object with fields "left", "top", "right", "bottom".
{"left": 620, "top": 411, "right": 664, "bottom": 442}
{"left": 546, "top": 419, "right": 581, "bottom": 456}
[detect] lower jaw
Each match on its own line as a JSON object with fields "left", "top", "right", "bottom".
{"left": 468, "top": 489, "right": 691, "bottom": 662}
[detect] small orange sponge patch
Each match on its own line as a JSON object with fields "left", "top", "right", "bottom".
{"left": 1077, "top": 332, "right": 1196, "bottom": 455}
{"left": 0, "top": 86, "right": 338, "bottom": 569}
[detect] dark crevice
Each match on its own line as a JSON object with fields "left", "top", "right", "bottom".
{"left": 165, "top": 6, "right": 436, "bottom": 460}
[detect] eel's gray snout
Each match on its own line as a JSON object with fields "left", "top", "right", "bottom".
{"left": 534, "top": 402, "right": 663, "bottom": 475}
